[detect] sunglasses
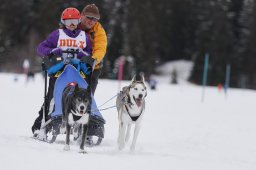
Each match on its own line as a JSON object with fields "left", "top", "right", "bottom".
{"left": 63, "top": 19, "right": 80, "bottom": 26}
{"left": 86, "top": 16, "right": 99, "bottom": 22}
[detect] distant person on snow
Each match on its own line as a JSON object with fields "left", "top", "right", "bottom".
{"left": 22, "top": 59, "right": 30, "bottom": 82}
{"left": 148, "top": 75, "right": 157, "bottom": 90}
{"left": 31, "top": 7, "right": 92, "bottom": 135}
{"left": 79, "top": 4, "right": 107, "bottom": 95}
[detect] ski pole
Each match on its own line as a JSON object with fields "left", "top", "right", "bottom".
{"left": 42, "top": 61, "right": 47, "bottom": 127}
{"left": 38, "top": 61, "right": 47, "bottom": 140}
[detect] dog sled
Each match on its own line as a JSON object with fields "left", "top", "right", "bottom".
{"left": 36, "top": 50, "right": 105, "bottom": 146}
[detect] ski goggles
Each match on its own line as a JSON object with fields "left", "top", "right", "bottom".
{"left": 63, "top": 19, "right": 80, "bottom": 26}
{"left": 86, "top": 16, "right": 99, "bottom": 22}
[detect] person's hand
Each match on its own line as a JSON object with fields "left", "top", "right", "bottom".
{"left": 50, "top": 48, "right": 62, "bottom": 57}
{"left": 80, "top": 56, "right": 96, "bottom": 68}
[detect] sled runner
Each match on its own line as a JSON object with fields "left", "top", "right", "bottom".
{"left": 37, "top": 50, "right": 105, "bottom": 145}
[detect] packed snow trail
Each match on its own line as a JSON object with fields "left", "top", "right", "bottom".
{"left": 0, "top": 73, "right": 256, "bottom": 170}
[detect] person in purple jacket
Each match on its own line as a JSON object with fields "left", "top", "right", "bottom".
{"left": 32, "top": 7, "right": 92, "bottom": 135}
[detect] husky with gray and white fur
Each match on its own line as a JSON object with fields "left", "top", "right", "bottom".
{"left": 116, "top": 74, "right": 147, "bottom": 151}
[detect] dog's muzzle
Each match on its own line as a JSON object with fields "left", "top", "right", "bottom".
{"left": 133, "top": 94, "right": 143, "bottom": 107}
{"left": 78, "top": 105, "right": 86, "bottom": 114}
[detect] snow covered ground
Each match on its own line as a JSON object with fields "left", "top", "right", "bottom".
{"left": 0, "top": 73, "right": 256, "bottom": 170}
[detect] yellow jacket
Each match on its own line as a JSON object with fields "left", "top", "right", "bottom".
{"left": 87, "top": 22, "right": 107, "bottom": 69}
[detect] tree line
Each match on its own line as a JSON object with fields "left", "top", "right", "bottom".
{"left": 0, "top": 0, "right": 256, "bottom": 89}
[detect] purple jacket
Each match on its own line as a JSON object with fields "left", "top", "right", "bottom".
{"left": 37, "top": 28, "right": 92, "bottom": 58}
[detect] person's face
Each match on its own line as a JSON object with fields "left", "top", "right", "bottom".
{"left": 81, "top": 15, "right": 98, "bottom": 30}
{"left": 63, "top": 19, "right": 80, "bottom": 31}
{"left": 66, "top": 24, "right": 77, "bottom": 31}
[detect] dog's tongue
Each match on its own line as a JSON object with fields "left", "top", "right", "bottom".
{"left": 135, "top": 99, "right": 142, "bottom": 107}
{"left": 80, "top": 111, "right": 84, "bottom": 114}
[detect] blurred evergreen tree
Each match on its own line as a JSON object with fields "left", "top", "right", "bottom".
{"left": 1, "top": 0, "right": 256, "bottom": 88}
{"left": 189, "top": 0, "right": 234, "bottom": 86}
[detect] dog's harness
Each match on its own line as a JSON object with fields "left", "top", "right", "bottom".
{"left": 72, "top": 113, "right": 83, "bottom": 121}
{"left": 124, "top": 105, "right": 143, "bottom": 121}
{"left": 120, "top": 85, "right": 144, "bottom": 122}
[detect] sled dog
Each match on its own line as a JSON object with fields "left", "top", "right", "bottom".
{"left": 116, "top": 75, "right": 147, "bottom": 151}
{"left": 61, "top": 82, "right": 91, "bottom": 153}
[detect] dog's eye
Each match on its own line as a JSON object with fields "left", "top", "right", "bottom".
{"left": 134, "top": 88, "right": 138, "bottom": 90}
{"left": 77, "top": 97, "right": 82, "bottom": 101}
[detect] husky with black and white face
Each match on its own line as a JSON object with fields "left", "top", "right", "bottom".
{"left": 61, "top": 83, "right": 91, "bottom": 153}
{"left": 116, "top": 75, "right": 147, "bottom": 151}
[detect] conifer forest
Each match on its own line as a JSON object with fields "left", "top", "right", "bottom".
{"left": 1, "top": 0, "right": 256, "bottom": 88}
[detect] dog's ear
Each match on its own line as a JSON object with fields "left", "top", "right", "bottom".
{"left": 132, "top": 74, "right": 145, "bottom": 83}
{"left": 131, "top": 74, "right": 137, "bottom": 83}
{"left": 141, "top": 75, "right": 145, "bottom": 84}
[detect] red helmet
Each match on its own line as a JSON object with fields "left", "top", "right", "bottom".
{"left": 61, "top": 7, "right": 81, "bottom": 20}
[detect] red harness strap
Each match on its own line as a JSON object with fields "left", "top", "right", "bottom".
{"left": 67, "top": 82, "right": 77, "bottom": 87}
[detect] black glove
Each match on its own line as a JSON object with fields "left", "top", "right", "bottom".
{"left": 80, "top": 56, "right": 96, "bottom": 68}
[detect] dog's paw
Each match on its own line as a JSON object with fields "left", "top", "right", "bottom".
{"left": 63, "top": 145, "right": 70, "bottom": 151}
{"left": 78, "top": 149, "right": 87, "bottom": 154}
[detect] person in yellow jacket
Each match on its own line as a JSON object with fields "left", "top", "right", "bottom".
{"left": 79, "top": 4, "right": 107, "bottom": 95}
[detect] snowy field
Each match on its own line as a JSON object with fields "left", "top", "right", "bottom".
{"left": 0, "top": 73, "right": 256, "bottom": 170}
